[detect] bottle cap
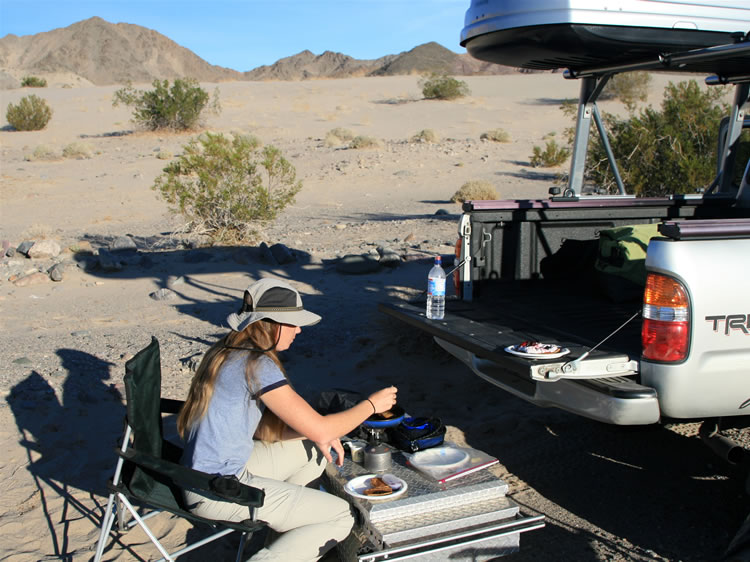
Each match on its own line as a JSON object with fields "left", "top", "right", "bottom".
{"left": 435, "top": 256, "right": 441, "bottom": 263}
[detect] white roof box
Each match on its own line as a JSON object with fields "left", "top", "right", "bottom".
{"left": 461, "top": 0, "right": 750, "bottom": 72}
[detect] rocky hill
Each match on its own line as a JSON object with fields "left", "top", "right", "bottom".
{"left": 0, "top": 17, "right": 521, "bottom": 88}
{"left": 0, "top": 17, "right": 242, "bottom": 87}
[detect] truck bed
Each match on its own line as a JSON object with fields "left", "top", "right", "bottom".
{"left": 381, "top": 277, "right": 642, "bottom": 373}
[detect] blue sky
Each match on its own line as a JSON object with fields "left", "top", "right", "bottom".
{"left": 0, "top": 0, "right": 469, "bottom": 71}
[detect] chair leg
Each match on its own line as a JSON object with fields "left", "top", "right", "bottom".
{"left": 236, "top": 531, "right": 248, "bottom": 562}
{"left": 94, "top": 493, "right": 118, "bottom": 562}
{"left": 117, "top": 493, "right": 175, "bottom": 561}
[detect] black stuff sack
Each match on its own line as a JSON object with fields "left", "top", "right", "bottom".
{"left": 388, "top": 417, "right": 446, "bottom": 452}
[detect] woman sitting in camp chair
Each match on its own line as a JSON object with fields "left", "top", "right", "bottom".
{"left": 178, "top": 278, "right": 398, "bottom": 562}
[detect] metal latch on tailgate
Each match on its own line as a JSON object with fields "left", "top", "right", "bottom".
{"left": 531, "top": 356, "right": 639, "bottom": 382}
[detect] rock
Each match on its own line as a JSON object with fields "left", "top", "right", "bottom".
{"left": 5, "top": 247, "right": 16, "bottom": 257}
{"left": 379, "top": 252, "right": 402, "bottom": 268}
{"left": 97, "top": 249, "right": 123, "bottom": 272}
{"left": 336, "top": 254, "right": 381, "bottom": 275}
{"left": 12, "top": 357, "right": 32, "bottom": 365}
{"left": 16, "top": 241, "right": 35, "bottom": 256}
{"left": 150, "top": 288, "right": 177, "bottom": 301}
{"left": 71, "top": 240, "right": 94, "bottom": 254}
{"left": 48, "top": 264, "right": 64, "bottom": 282}
{"left": 334, "top": 224, "right": 348, "bottom": 230}
{"left": 259, "top": 242, "right": 277, "bottom": 264}
{"left": 270, "top": 243, "right": 296, "bottom": 265}
{"left": 71, "top": 330, "right": 91, "bottom": 338}
{"left": 435, "top": 208, "right": 451, "bottom": 216}
{"left": 404, "top": 232, "right": 416, "bottom": 243}
{"left": 13, "top": 272, "right": 50, "bottom": 286}
{"left": 110, "top": 236, "right": 137, "bottom": 252}
{"left": 28, "top": 240, "right": 61, "bottom": 259}
{"left": 167, "top": 275, "right": 186, "bottom": 289}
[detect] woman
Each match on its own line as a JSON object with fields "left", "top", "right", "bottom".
{"left": 178, "top": 277, "right": 398, "bottom": 561}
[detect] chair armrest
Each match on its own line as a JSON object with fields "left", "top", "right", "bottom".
{"left": 160, "top": 398, "right": 184, "bottom": 415}
{"left": 119, "top": 448, "right": 265, "bottom": 508}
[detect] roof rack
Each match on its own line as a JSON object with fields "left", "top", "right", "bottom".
{"left": 558, "top": 37, "right": 750, "bottom": 198}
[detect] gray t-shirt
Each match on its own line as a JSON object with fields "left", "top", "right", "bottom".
{"left": 181, "top": 353, "right": 288, "bottom": 476}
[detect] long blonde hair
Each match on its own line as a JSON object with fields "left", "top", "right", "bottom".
{"left": 177, "top": 320, "right": 288, "bottom": 441}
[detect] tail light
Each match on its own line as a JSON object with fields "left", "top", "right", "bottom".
{"left": 641, "top": 273, "right": 690, "bottom": 362}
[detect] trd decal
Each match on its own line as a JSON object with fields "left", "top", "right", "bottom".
{"left": 705, "top": 314, "right": 750, "bottom": 335}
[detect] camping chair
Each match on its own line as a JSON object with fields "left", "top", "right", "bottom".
{"left": 94, "top": 337, "right": 265, "bottom": 561}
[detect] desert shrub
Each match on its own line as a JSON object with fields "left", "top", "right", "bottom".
{"left": 349, "top": 135, "right": 382, "bottom": 149}
{"left": 530, "top": 140, "right": 570, "bottom": 167}
{"left": 26, "top": 144, "right": 58, "bottom": 161}
{"left": 420, "top": 73, "right": 470, "bottom": 100}
{"left": 410, "top": 129, "right": 439, "bottom": 143}
{"left": 21, "top": 76, "right": 47, "bottom": 88}
{"left": 6, "top": 95, "right": 53, "bottom": 131}
{"left": 451, "top": 180, "right": 498, "bottom": 203}
{"left": 112, "top": 78, "right": 220, "bottom": 131}
{"left": 601, "top": 72, "right": 652, "bottom": 112}
{"left": 62, "top": 141, "right": 94, "bottom": 159}
{"left": 324, "top": 127, "right": 355, "bottom": 147}
{"left": 152, "top": 132, "right": 301, "bottom": 243}
{"left": 480, "top": 128, "right": 511, "bottom": 143}
{"left": 587, "top": 80, "right": 729, "bottom": 196}
{"left": 156, "top": 150, "right": 173, "bottom": 160}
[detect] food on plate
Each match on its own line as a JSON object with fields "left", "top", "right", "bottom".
{"left": 363, "top": 476, "right": 393, "bottom": 496}
{"left": 514, "top": 341, "right": 561, "bottom": 354}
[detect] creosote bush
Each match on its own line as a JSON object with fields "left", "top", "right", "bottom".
{"left": 480, "top": 129, "right": 511, "bottom": 143}
{"left": 26, "top": 144, "right": 58, "bottom": 161}
{"left": 152, "top": 132, "right": 301, "bottom": 243}
{"left": 587, "top": 80, "right": 730, "bottom": 196}
{"left": 530, "top": 140, "right": 570, "bottom": 168}
{"left": 410, "top": 129, "right": 439, "bottom": 143}
{"left": 451, "top": 180, "right": 498, "bottom": 203}
{"left": 21, "top": 76, "right": 47, "bottom": 88}
{"left": 6, "top": 95, "right": 53, "bottom": 131}
{"left": 601, "top": 72, "right": 652, "bottom": 112}
{"left": 112, "top": 78, "right": 220, "bottom": 131}
{"left": 420, "top": 73, "right": 470, "bottom": 100}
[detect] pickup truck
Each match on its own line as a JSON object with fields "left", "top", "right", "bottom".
{"left": 381, "top": 16, "right": 750, "bottom": 472}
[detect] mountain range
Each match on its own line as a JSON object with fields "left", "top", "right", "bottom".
{"left": 0, "top": 16, "right": 522, "bottom": 88}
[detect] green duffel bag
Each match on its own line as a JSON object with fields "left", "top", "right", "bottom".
{"left": 595, "top": 223, "right": 660, "bottom": 302}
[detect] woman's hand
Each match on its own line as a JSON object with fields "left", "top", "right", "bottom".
{"left": 367, "top": 385, "right": 398, "bottom": 414}
{"left": 314, "top": 438, "right": 345, "bottom": 466}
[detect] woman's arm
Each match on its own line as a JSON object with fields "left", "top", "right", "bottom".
{"left": 260, "top": 384, "right": 397, "bottom": 444}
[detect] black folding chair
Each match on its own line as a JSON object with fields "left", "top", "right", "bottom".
{"left": 94, "top": 337, "right": 265, "bottom": 561}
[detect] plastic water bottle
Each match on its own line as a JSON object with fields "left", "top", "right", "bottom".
{"left": 426, "top": 256, "right": 446, "bottom": 320}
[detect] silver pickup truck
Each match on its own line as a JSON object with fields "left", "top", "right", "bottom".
{"left": 382, "top": 6, "right": 750, "bottom": 471}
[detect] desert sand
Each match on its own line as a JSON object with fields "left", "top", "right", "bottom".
{"left": 0, "top": 73, "right": 747, "bottom": 561}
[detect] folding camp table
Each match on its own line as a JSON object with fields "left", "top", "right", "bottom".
{"left": 323, "top": 449, "right": 544, "bottom": 561}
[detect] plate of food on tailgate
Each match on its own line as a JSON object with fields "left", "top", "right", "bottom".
{"left": 504, "top": 341, "right": 570, "bottom": 359}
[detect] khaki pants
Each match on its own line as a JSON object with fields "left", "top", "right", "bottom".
{"left": 184, "top": 439, "right": 354, "bottom": 561}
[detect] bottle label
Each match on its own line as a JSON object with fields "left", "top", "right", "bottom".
{"left": 428, "top": 277, "right": 446, "bottom": 296}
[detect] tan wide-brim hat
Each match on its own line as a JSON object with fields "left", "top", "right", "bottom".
{"left": 226, "top": 278, "right": 321, "bottom": 331}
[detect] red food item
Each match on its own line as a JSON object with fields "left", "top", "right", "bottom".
{"left": 516, "top": 341, "right": 561, "bottom": 354}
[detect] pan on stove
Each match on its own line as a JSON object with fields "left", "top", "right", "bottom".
{"left": 361, "top": 404, "right": 405, "bottom": 429}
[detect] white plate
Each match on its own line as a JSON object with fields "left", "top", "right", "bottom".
{"left": 344, "top": 473, "right": 408, "bottom": 501}
{"left": 505, "top": 346, "right": 570, "bottom": 359}
{"left": 411, "top": 447, "right": 470, "bottom": 471}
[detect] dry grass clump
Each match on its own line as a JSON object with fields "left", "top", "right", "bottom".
{"left": 62, "top": 141, "right": 94, "bottom": 159}
{"left": 324, "top": 127, "right": 355, "bottom": 147}
{"left": 480, "top": 129, "right": 511, "bottom": 143}
{"left": 349, "top": 135, "right": 382, "bottom": 149}
{"left": 410, "top": 129, "right": 439, "bottom": 143}
{"left": 451, "top": 180, "right": 498, "bottom": 203}
{"left": 25, "top": 144, "right": 59, "bottom": 161}
{"left": 156, "top": 150, "right": 173, "bottom": 160}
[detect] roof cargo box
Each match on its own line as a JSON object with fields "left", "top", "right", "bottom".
{"left": 461, "top": 0, "right": 750, "bottom": 72}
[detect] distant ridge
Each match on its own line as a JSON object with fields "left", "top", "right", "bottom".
{"left": 0, "top": 17, "right": 524, "bottom": 88}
